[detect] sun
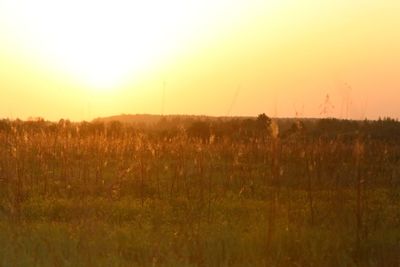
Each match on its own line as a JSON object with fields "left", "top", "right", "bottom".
{"left": 1, "top": 0, "right": 281, "bottom": 91}
{"left": 1, "top": 0, "right": 208, "bottom": 90}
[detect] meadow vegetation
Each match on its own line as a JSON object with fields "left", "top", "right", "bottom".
{"left": 0, "top": 115, "right": 399, "bottom": 266}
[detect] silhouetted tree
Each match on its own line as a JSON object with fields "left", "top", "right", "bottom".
{"left": 256, "top": 113, "right": 272, "bottom": 140}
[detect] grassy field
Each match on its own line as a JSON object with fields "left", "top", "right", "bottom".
{"left": 0, "top": 118, "right": 399, "bottom": 266}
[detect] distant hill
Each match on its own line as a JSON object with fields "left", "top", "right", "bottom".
{"left": 91, "top": 114, "right": 324, "bottom": 137}
{"left": 92, "top": 114, "right": 253, "bottom": 125}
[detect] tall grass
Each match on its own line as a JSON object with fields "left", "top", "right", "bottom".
{"left": 0, "top": 119, "right": 399, "bottom": 266}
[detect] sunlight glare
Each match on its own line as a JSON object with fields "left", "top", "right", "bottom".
{"left": 1, "top": 1, "right": 217, "bottom": 90}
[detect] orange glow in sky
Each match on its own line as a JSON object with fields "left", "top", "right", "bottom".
{"left": 0, "top": 0, "right": 399, "bottom": 120}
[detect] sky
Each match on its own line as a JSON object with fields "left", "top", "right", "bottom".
{"left": 0, "top": 0, "right": 399, "bottom": 121}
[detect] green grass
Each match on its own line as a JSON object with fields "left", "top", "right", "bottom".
{"left": 0, "top": 189, "right": 399, "bottom": 266}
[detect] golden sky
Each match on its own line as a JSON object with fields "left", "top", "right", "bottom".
{"left": 0, "top": 0, "right": 399, "bottom": 121}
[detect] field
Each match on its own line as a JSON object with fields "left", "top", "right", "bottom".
{"left": 0, "top": 117, "right": 399, "bottom": 266}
